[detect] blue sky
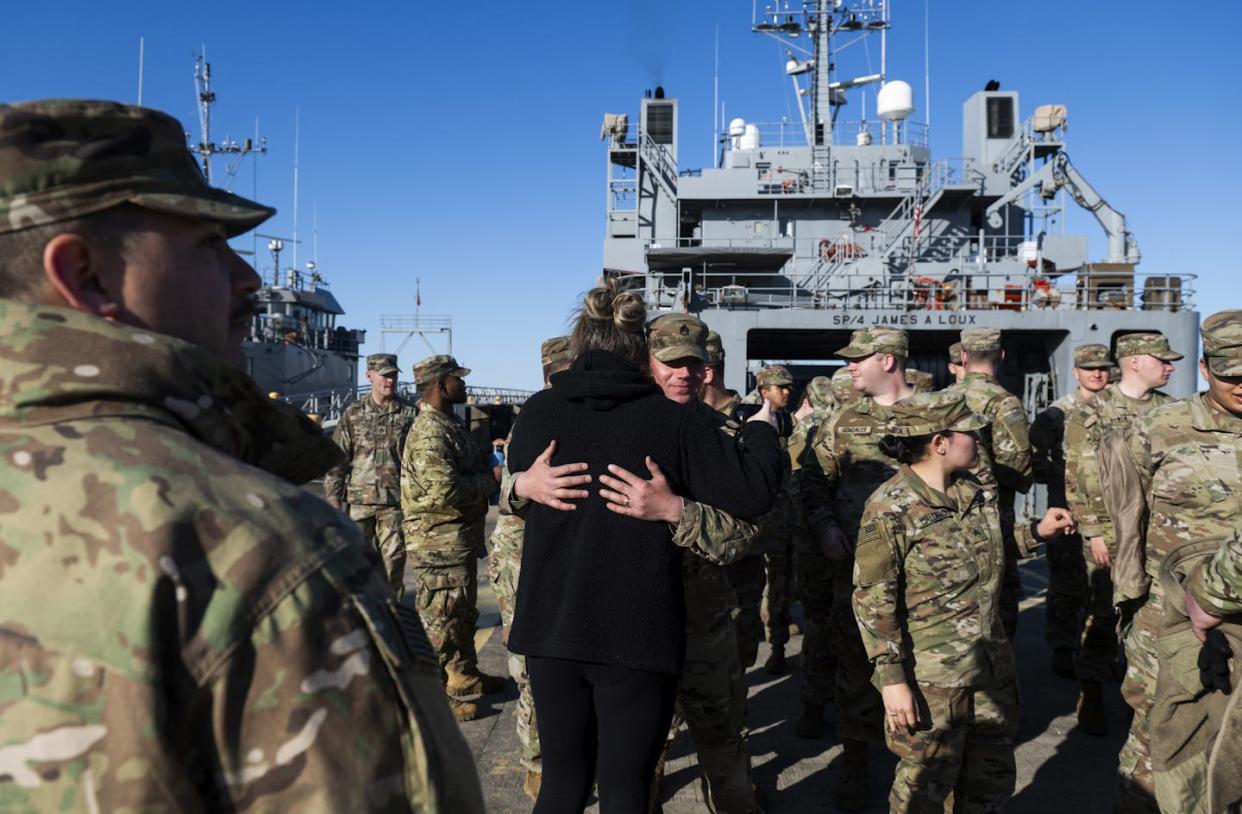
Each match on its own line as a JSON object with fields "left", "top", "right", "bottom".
{"left": 4, "top": 1, "right": 1239, "bottom": 389}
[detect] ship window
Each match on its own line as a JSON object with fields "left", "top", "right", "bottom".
{"left": 647, "top": 103, "right": 674, "bottom": 145}
{"left": 987, "top": 97, "right": 1015, "bottom": 139}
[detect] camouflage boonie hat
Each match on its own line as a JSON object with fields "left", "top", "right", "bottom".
{"left": 836, "top": 328, "right": 908, "bottom": 359}
{"left": 413, "top": 354, "right": 470, "bottom": 388}
{"left": 960, "top": 327, "right": 1001, "bottom": 352}
{"left": 366, "top": 353, "right": 399, "bottom": 376}
{"left": 1202, "top": 309, "right": 1242, "bottom": 377}
{"left": 540, "top": 336, "right": 572, "bottom": 368}
{"left": 905, "top": 369, "right": 935, "bottom": 392}
{"left": 831, "top": 366, "right": 857, "bottom": 403}
{"left": 947, "top": 342, "right": 963, "bottom": 362}
{"left": 887, "top": 391, "right": 989, "bottom": 437}
{"left": 0, "top": 99, "right": 274, "bottom": 236}
{"left": 805, "top": 375, "right": 834, "bottom": 410}
{"left": 1073, "top": 343, "right": 1111, "bottom": 370}
{"left": 705, "top": 331, "right": 725, "bottom": 366}
{"left": 1116, "top": 332, "right": 1183, "bottom": 361}
{"left": 648, "top": 314, "right": 708, "bottom": 362}
{"left": 757, "top": 365, "right": 793, "bottom": 388}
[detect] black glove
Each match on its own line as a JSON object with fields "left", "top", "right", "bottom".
{"left": 1198, "top": 628, "right": 1233, "bottom": 694}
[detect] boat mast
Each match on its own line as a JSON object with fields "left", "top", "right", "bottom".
{"left": 190, "top": 50, "right": 267, "bottom": 187}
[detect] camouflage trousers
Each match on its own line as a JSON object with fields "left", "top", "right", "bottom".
{"left": 351, "top": 505, "right": 407, "bottom": 596}
{"left": 726, "top": 556, "right": 767, "bottom": 670}
{"left": 487, "top": 544, "right": 539, "bottom": 773}
{"left": 832, "top": 560, "right": 883, "bottom": 743}
{"left": 763, "top": 536, "right": 794, "bottom": 649}
{"left": 409, "top": 556, "right": 481, "bottom": 680}
{"left": 671, "top": 556, "right": 758, "bottom": 814}
{"left": 793, "top": 530, "right": 835, "bottom": 705}
{"left": 883, "top": 678, "right": 1019, "bottom": 814}
{"left": 1077, "top": 555, "right": 1120, "bottom": 683}
{"left": 1116, "top": 602, "right": 1162, "bottom": 813}
{"left": 1044, "top": 532, "right": 1088, "bottom": 653}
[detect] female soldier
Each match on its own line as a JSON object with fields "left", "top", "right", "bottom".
{"left": 852, "top": 391, "right": 1074, "bottom": 813}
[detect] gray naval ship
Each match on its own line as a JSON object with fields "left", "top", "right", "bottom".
{"left": 601, "top": 0, "right": 1199, "bottom": 413}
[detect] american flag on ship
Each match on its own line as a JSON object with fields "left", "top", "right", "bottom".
{"left": 912, "top": 192, "right": 924, "bottom": 243}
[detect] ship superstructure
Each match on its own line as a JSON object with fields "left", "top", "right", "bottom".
{"left": 602, "top": 0, "right": 1198, "bottom": 415}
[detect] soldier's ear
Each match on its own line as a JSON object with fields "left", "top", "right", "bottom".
{"left": 42, "top": 232, "right": 122, "bottom": 319}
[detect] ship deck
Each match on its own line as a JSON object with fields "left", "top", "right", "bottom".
{"left": 462, "top": 508, "right": 1130, "bottom": 813}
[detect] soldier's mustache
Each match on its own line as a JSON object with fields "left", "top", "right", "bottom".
{"left": 230, "top": 296, "right": 257, "bottom": 323}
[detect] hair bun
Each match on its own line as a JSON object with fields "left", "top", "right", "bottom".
{"left": 611, "top": 289, "right": 645, "bottom": 334}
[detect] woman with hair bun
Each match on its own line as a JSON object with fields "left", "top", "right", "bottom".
{"left": 853, "top": 391, "right": 1075, "bottom": 814}
{"left": 504, "top": 277, "right": 784, "bottom": 814}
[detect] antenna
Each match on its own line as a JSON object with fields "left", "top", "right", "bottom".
{"left": 292, "top": 107, "right": 300, "bottom": 276}
{"left": 189, "top": 49, "right": 267, "bottom": 185}
{"left": 713, "top": 24, "right": 719, "bottom": 168}
{"left": 924, "top": 0, "right": 931, "bottom": 132}
{"left": 137, "top": 37, "right": 144, "bottom": 106}
{"left": 312, "top": 198, "right": 319, "bottom": 267}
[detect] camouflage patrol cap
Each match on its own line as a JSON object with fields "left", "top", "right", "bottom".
{"left": 947, "top": 342, "right": 963, "bottom": 362}
{"left": 1202, "top": 309, "right": 1242, "bottom": 376}
{"left": 831, "top": 366, "right": 858, "bottom": 403}
{"left": 413, "top": 354, "right": 470, "bottom": 388}
{"left": 960, "top": 327, "right": 1001, "bottom": 352}
{"left": 1116, "top": 332, "right": 1183, "bottom": 361}
{"left": 887, "top": 391, "right": 989, "bottom": 437}
{"left": 366, "top": 353, "right": 399, "bottom": 376}
{"left": 540, "top": 336, "right": 572, "bottom": 368}
{"left": 836, "top": 328, "right": 908, "bottom": 359}
{"left": 1073, "top": 343, "right": 1111, "bottom": 370}
{"left": 706, "top": 331, "right": 725, "bottom": 366}
{"left": 804, "top": 376, "right": 834, "bottom": 410}
{"left": 757, "top": 364, "right": 793, "bottom": 388}
{"left": 648, "top": 314, "right": 708, "bottom": 362}
{"left": 905, "top": 369, "right": 935, "bottom": 392}
{"left": 0, "top": 99, "right": 274, "bottom": 236}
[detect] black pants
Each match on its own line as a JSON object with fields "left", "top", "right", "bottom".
{"left": 528, "top": 655, "right": 677, "bottom": 814}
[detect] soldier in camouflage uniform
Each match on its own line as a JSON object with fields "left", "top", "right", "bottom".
{"left": 704, "top": 331, "right": 768, "bottom": 671}
{"left": 0, "top": 100, "right": 483, "bottom": 812}
{"left": 1162, "top": 521, "right": 1242, "bottom": 814}
{"left": 323, "top": 352, "right": 419, "bottom": 595}
{"left": 488, "top": 336, "right": 572, "bottom": 800}
{"left": 756, "top": 364, "right": 796, "bottom": 675}
{"left": 1064, "top": 333, "right": 1181, "bottom": 735}
{"left": 402, "top": 354, "right": 505, "bottom": 721}
{"left": 1029, "top": 343, "right": 1110, "bottom": 680}
{"left": 947, "top": 341, "right": 966, "bottom": 384}
{"left": 789, "top": 375, "right": 839, "bottom": 739}
{"left": 853, "top": 392, "right": 1074, "bottom": 814}
{"left": 801, "top": 328, "right": 916, "bottom": 812}
{"left": 1099, "top": 310, "right": 1242, "bottom": 812}
{"left": 943, "top": 328, "right": 1033, "bottom": 640}
{"left": 904, "top": 368, "right": 935, "bottom": 393}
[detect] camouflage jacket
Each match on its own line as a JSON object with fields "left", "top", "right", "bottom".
{"left": 944, "top": 372, "right": 1032, "bottom": 495}
{"left": 1100, "top": 393, "right": 1242, "bottom": 607}
{"left": 0, "top": 301, "right": 483, "bottom": 813}
{"left": 1189, "top": 526, "right": 1242, "bottom": 618}
{"left": 401, "top": 404, "right": 497, "bottom": 562}
{"left": 801, "top": 396, "right": 903, "bottom": 545}
{"left": 1064, "top": 384, "right": 1172, "bottom": 545}
{"left": 1029, "top": 390, "right": 1088, "bottom": 508}
{"left": 322, "top": 394, "right": 418, "bottom": 511}
{"left": 786, "top": 408, "right": 832, "bottom": 531}
{"left": 853, "top": 466, "right": 1038, "bottom": 688}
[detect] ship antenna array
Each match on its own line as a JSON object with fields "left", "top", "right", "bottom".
{"left": 190, "top": 49, "right": 267, "bottom": 187}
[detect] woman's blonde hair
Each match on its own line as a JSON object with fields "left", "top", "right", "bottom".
{"left": 568, "top": 276, "right": 647, "bottom": 367}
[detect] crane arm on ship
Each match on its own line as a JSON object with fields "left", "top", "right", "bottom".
{"left": 985, "top": 152, "right": 1140, "bottom": 265}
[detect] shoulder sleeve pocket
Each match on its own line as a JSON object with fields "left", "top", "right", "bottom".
{"left": 855, "top": 519, "right": 899, "bottom": 586}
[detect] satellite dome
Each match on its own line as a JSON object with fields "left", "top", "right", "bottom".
{"left": 728, "top": 118, "right": 746, "bottom": 137}
{"left": 877, "top": 80, "right": 914, "bottom": 122}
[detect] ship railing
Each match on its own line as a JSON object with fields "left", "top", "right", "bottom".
{"left": 643, "top": 267, "right": 1195, "bottom": 314}
{"left": 286, "top": 381, "right": 535, "bottom": 430}
{"left": 720, "top": 119, "right": 929, "bottom": 149}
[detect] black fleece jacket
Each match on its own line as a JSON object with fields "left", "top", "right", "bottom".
{"left": 506, "top": 350, "right": 783, "bottom": 675}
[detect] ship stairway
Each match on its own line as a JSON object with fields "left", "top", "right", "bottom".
{"left": 638, "top": 132, "right": 678, "bottom": 200}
